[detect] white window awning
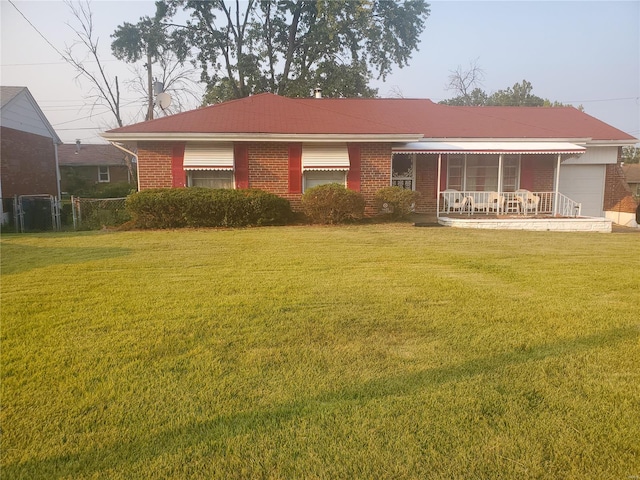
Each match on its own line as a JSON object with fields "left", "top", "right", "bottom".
{"left": 183, "top": 142, "right": 234, "bottom": 170}
{"left": 393, "top": 141, "right": 586, "bottom": 155}
{"left": 302, "top": 143, "right": 350, "bottom": 171}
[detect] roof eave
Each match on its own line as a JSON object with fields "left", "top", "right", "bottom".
{"left": 101, "top": 132, "right": 424, "bottom": 143}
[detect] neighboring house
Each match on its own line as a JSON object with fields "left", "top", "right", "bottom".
{"left": 1, "top": 86, "right": 62, "bottom": 227}
{"left": 622, "top": 163, "right": 640, "bottom": 197}
{"left": 102, "top": 93, "right": 637, "bottom": 221}
{"left": 1, "top": 86, "right": 61, "bottom": 199}
{"left": 58, "top": 141, "right": 135, "bottom": 195}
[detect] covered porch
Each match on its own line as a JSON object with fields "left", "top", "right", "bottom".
{"left": 391, "top": 140, "right": 589, "bottom": 218}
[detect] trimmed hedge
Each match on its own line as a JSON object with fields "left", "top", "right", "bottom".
{"left": 375, "top": 186, "right": 420, "bottom": 220}
{"left": 126, "top": 188, "right": 292, "bottom": 229}
{"left": 300, "top": 183, "right": 365, "bottom": 224}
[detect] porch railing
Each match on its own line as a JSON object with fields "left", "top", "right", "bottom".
{"left": 440, "top": 190, "right": 582, "bottom": 217}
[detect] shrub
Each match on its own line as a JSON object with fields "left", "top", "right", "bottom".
{"left": 300, "top": 183, "right": 365, "bottom": 224}
{"left": 375, "top": 186, "right": 419, "bottom": 220}
{"left": 126, "top": 188, "right": 292, "bottom": 229}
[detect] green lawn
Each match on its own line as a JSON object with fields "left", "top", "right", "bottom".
{"left": 1, "top": 225, "right": 639, "bottom": 479}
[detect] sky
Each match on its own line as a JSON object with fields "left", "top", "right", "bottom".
{"left": 1, "top": 0, "right": 639, "bottom": 145}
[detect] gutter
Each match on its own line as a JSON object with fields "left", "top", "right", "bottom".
{"left": 109, "top": 141, "right": 140, "bottom": 192}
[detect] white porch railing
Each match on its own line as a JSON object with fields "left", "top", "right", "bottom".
{"left": 440, "top": 190, "right": 582, "bottom": 217}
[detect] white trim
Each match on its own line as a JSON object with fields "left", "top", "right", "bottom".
{"left": 302, "top": 143, "right": 350, "bottom": 171}
{"left": 393, "top": 141, "right": 586, "bottom": 154}
{"left": 184, "top": 167, "right": 234, "bottom": 171}
{"left": 184, "top": 142, "right": 234, "bottom": 169}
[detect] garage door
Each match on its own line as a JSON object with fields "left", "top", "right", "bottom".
{"left": 558, "top": 164, "right": 606, "bottom": 217}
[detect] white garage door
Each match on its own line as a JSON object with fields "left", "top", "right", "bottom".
{"left": 558, "top": 164, "right": 606, "bottom": 217}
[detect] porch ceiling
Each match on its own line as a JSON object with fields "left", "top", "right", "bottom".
{"left": 392, "top": 141, "right": 586, "bottom": 155}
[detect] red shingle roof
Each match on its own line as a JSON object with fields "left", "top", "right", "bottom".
{"left": 104, "top": 93, "right": 636, "bottom": 142}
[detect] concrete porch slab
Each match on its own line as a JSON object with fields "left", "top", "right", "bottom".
{"left": 437, "top": 216, "right": 612, "bottom": 233}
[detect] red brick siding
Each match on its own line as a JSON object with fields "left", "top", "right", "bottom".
{"left": 531, "top": 155, "right": 556, "bottom": 191}
{"left": 360, "top": 143, "right": 392, "bottom": 215}
{"left": 137, "top": 142, "right": 174, "bottom": 189}
{"left": 1, "top": 126, "right": 59, "bottom": 197}
{"left": 415, "top": 154, "right": 438, "bottom": 213}
{"left": 604, "top": 149, "right": 638, "bottom": 213}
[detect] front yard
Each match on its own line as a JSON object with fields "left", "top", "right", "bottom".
{"left": 1, "top": 225, "right": 639, "bottom": 478}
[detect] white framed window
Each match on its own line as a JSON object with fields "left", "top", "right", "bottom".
{"left": 188, "top": 170, "right": 234, "bottom": 189}
{"left": 502, "top": 154, "right": 520, "bottom": 192}
{"left": 446, "top": 154, "right": 521, "bottom": 191}
{"left": 303, "top": 170, "right": 347, "bottom": 192}
{"left": 98, "top": 166, "right": 110, "bottom": 183}
{"left": 392, "top": 154, "right": 415, "bottom": 190}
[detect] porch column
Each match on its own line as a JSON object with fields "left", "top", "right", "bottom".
{"left": 436, "top": 154, "right": 442, "bottom": 218}
{"left": 553, "top": 153, "right": 561, "bottom": 216}
{"left": 497, "top": 154, "right": 503, "bottom": 214}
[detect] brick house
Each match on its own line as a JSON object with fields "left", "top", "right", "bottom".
{"left": 58, "top": 141, "right": 135, "bottom": 195}
{"left": 1, "top": 86, "right": 61, "bottom": 199}
{"left": 102, "top": 93, "right": 637, "bottom": 222}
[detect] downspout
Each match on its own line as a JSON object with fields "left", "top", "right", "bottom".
{"left": 54, "top": 141, "right": 61, "bottom": 200}
{"left": 553, "top": 153, "right": 561, "bottom": 216}
{"left": 109, "top": 142, "right": 139, "bottom": 192}
{"left": 436, "top": 154, "right": 442, "bottom": 218}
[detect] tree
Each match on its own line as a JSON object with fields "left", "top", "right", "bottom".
{"left": 441, "top": 58, "right": 485, "bottom": 106}
{"left": 622, "top": 146, "right": 640, "bottom": 164}
{"left": 111, "top": 11, "right": 196, "bottom": 119}
{"left": 156, "top": 0, "right": 430, "bottom": 103}
{"left": 63, "top": 0, "right": 124, "bottom": 127}
{"left": 63, "top": 0, "right": 137, "bottom": 183}
{"left": 486, "top": 80, "right": 545, "bottom": 106}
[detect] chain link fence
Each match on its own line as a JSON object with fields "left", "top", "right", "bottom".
{"left": 72, "top": 197, "right": 130, "bottom": 230}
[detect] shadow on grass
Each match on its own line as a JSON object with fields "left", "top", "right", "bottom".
{"left": 0, "top": 243, "right": 132, "bottom": 275}
{"left": 4, "top": 326, "right": 637, "bottom": 478}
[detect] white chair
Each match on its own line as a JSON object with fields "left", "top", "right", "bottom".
{"left": 442, "top": 190, "right": 468, "bottom": 213}
{"left": 515, "top": 189, "right": 540, "bottom": 215}
{"left": 487, "top": 192, "right": 505, "bottom": 214}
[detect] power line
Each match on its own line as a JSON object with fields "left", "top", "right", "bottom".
{"left": 7, "top": 0, "right": 66, "bottom": 60}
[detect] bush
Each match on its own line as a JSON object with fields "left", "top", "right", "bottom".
{"left": 375, "top": 186, "right": 419, "bottom": 220}
{"left": 126, "top": 188, "right": 292, "bottom": 229}
{"left": 300, "top": 183, "right": 365, "bottom": 224}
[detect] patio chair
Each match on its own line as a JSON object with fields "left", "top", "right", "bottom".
{"left": 515, "top": 189, "right": 540, "bottom": 215}
{"left": 468, "top": 192, "right": 492, "bottom": 214}
{"left": 442, "top": 189, "right": 468, "bottom": 213}
{"left": 487, "top": 192, "right": 505, "bottom": 214}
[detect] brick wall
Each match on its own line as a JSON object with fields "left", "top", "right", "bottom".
{"left": 135, "top": 141, "right": 395, "bottom": 215}
{"left": 604, "top": 150, "right": 638, "bottom": 213}
{"left": 137, "top": 142, "right": 174, "bottom": 189}
{"left": 531, "top": 155, "right": 556, "bottom": 191}
{"left": 1, "top": 126, "right": 59, "bottom": 198}
{"left": 415, "top": 154, "right": 438, "bottom": 213}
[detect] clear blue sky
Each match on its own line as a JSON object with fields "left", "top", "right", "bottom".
{"left": 1, "top": 0, "right": 638, "bottom": 144}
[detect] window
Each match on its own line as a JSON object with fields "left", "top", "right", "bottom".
{"left": 466, "top": 155, "right": 498, "bottom": 191}
{"left": 447, "top": 155, "right": 464, "bottom": 190}
{"left": 502, "top": 155, "right": 520, "bottom": 192}
{"left": 392, "top": 154, "right": 415, "bottom": 190}
{"left": 446, "top": 154, "right": 521, "bottom": 191}
{"left": 98, "top": 166, "right": 110, "bottom": 183}
{"left": 303, "top": 170, "right": 346, "bottom": 191}
{"left": 188, "top": 170, "right": 234, "bottom": 189}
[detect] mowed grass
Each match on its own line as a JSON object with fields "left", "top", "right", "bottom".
{"left": 1, "top": 224, "right": 639, "bottom": 479}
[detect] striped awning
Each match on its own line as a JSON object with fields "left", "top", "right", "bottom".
{"left": 183, "top": 142, "right": 234, "bottom": 170}
{"left": 302, "top": 143, "right": 350, "bottom": 170}
{"left": 393, "top": 141, "right": 586, "bottom": 155}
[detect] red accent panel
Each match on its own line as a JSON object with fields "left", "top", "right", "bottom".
{"left": 234, "top": 143, "right": 249, "bottom": 189}
{"left": 520, "top": 157, "right": 534, "bottom": 190}
{"left": 347, "top": 144, "right": 361, "bottom": 192}
{"left": 171, "top": 143, "right": 186, "bottom": 187}
{"left": 288, "top": 143, "right": 302, "bottom": 194}
{"left": 439, "top": 154, "right": 448, "bottom": 192}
